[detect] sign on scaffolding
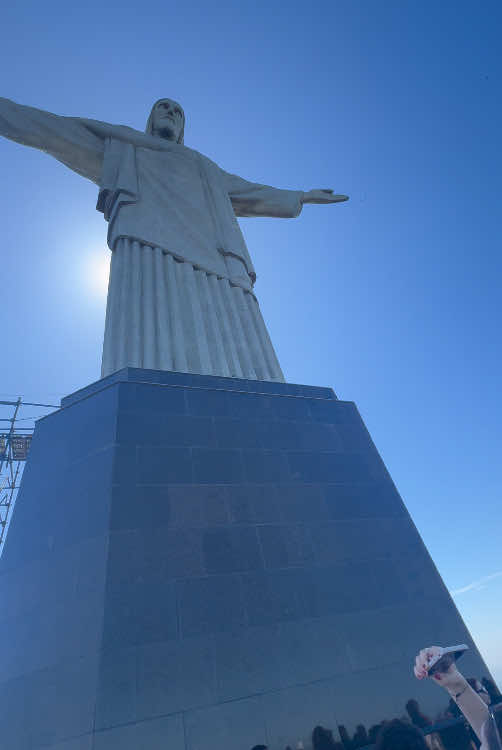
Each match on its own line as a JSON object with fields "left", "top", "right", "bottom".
{"left": 0, "top": 434, "right": 32, "bottom": 461}
{"left": 1, "top": 398, "right": 57, "bottom": 552}
{"left": 11, "top": 435, "right": 32, "bottom": 461}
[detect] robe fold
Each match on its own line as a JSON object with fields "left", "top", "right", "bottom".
{"left": 0, "top": 97, "right": 302, "bottom": 379}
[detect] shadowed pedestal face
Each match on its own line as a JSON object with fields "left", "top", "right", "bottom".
{"left": 0, "top": 369, "right": 490, "bottom": 750}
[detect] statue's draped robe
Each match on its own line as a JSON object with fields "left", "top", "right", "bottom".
{"left": 0, "top": 98, "right": 304, "bottom": 380}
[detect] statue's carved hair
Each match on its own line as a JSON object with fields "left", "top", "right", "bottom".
{"left": 146, "top": 98, "right": 185, "bottom": 144}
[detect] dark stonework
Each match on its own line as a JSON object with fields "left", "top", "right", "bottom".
{"left": 0, "top": 369, "right": 490, "bottom": 749}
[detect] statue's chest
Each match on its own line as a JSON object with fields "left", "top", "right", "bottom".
{"left": 136, "top": 147, "right": 205, "bottom": 193}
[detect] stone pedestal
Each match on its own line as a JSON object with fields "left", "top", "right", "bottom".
{"left": 0, "top": 369, "right": 489, "bottom": 749}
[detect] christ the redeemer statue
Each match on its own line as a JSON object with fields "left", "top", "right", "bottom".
{"left": 0, "top": 97, "right": 347, "bottom": 381}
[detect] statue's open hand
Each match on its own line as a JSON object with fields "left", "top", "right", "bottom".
{"left": 302, "top": 189, "right": 349, "bottom": 204}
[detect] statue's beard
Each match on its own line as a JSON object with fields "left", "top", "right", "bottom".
{"left": 154, "top": 125, "right": 178, "bottom": 141}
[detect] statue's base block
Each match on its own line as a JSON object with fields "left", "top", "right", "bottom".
{"left": 0, "top": 369, "right": 488, "bottom": 749}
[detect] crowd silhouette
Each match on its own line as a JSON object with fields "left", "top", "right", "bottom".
{"left": 250, "top": 672, "right": 502, "bottom": 750}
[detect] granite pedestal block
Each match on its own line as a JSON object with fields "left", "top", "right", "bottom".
{"left": 0, "top": 369, "right": 490, "bottom": 749}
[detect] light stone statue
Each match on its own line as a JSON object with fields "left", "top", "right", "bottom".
{"left": 0, "top": 97, "right": 348, "bottom": 381}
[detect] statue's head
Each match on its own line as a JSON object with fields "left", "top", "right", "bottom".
{"left": 146, "top": 98, "right": 185, "bottom": 144}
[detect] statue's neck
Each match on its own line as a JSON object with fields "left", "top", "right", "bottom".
{"left": 153, "top": 127, "right": 177, "bottom": 143}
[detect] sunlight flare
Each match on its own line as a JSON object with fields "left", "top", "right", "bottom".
{"left": 86, "top": 251, "right": 110, "bottom": 298}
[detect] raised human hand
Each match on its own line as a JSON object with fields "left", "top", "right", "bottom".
{"left": 414, "top": 646, "right": 466, "bottom": 694}
{"left": 301, "top": 189, "right": 349, "bottom": 204}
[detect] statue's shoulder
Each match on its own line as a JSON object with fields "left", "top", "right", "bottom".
{"left": 114, "top": 124, "right": 144, "bottom": 139}
{"left": 81, "top": 119, "right": 151, "bottom": 147}
{"left": 97, "top": 127, "right": 223, "bottom": 176}
{"left": 176, "top": 146, "right": 223, "bottom": 177}
{"left": 112, "top": 124, "right": 159, "bottom": 147}
{"left": 186, "top": 147, "right": 221, "bottom": 172}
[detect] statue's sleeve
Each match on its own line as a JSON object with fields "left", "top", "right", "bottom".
{"left": 0, "top": 97, "right": 105, "bottom": 184}
{"left": 221, "top": 170, "right": 303, "bottom": 218}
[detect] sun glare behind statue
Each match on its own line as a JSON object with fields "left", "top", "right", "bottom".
{"left": 86, "top": 252, "right": 110, "bottom": 299}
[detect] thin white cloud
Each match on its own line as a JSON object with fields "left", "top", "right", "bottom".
{"left": 451, "top": 570, "right": 502, "bottom": 596}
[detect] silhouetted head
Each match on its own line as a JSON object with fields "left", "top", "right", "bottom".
{"left": 312, "top": 726, "right": 336, "bottom": 750}
{"left": 353, "top": 724, "right": 368, "bottom": 741}
{"left": 405, "top": 698, "right": 431, "bottom": 728}
{"left": 146, "top": 98, "right": 185, "bottom": 144}
{"left": 376, "top": 720, "right": 428, "bottom": 750}
{"left": 406, "top": 700, "right": 420, "bottom": 716}
{"left": 368, "top": 724, "right": 384, "bottom": 743}
{"left": 251, "top": 745, "right": 268, "bottom": 750}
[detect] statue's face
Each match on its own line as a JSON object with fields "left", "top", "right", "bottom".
{"left": 150, "top": 98, "right": 184, "bottom": 141}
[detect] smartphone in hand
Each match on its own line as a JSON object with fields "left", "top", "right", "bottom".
{"left": 427, "top": 644, "right": 469, "bottom": 675}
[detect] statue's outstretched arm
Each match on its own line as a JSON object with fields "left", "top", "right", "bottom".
{"left": 222, "top": 170, "right": 348, "bottom": 217}
{"left": 222, "top": 170, "right": 303, "bottom": 218}
{"left": 0, "top": 97, "right": 105, "bottom": 183}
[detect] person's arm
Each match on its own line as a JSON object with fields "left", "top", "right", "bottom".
{"left": 221, "top": 170, "right": 348, "bottom": 218}
{"left": 0, "top": 97, "right": 105, "bottom": 183}
{"left": 414, "top": 646, "right": 489, "bottom": 742}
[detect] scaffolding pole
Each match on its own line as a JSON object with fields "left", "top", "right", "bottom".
{"left": 0, "top": 398, "right": 22, "bottom": 549}
{"left": 0, "top": 397, "right": 57, "bottom": 553}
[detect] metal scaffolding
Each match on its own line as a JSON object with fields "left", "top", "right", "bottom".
{"left": 0, "top": 397, "right": 58, "bottom": 553}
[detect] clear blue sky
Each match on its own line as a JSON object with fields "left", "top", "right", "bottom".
{"left": 1, "top": 1, "right": 501, "bottom": 684}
